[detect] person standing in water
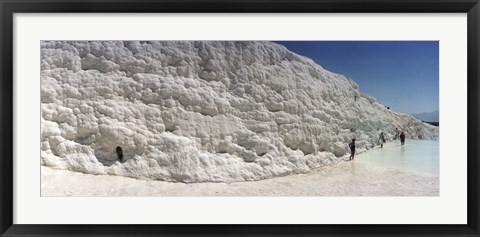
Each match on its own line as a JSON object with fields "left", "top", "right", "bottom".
{"left": 348, "top": 139, "right": 356, "bottom": 160}
{"left": 400, "top": 132, "right": 406, "bottom": 145}
{"left": 379, "top": 132, "right": 385, "bottom": 148}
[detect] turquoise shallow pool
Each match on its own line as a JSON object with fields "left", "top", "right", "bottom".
{"left": 357, "top": 140, "right": 439, "bottom": 176}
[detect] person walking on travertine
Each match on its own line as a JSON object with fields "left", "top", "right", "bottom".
{"left": 379, "top": 132, "right": 385, "bottom": 148}
{"left": 348, "top": 139, "right": 356, "bottom": 161}
{"left": 400, "top": 132, "right": 406, "bottom": 145}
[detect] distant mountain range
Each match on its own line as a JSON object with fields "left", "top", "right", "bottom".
{"left": 411, "top": 110, "right": 439, "bottom": 123}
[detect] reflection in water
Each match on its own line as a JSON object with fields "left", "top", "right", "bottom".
{"left": 400, "top": 146, "right": 406, "bottom": 167}
{"left": 349, "top": 160, "right": 356, "bottom": 177}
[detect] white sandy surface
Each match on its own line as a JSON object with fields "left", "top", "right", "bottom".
{"left": 41, "top": 142, "right": 438, "bottom": 197}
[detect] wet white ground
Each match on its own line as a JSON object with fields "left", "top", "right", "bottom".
{"left": 360, "top": 140, "right": 439, "bottom": 175}
{"left": 41, "top": 140, "right": 439, "bottom": 197}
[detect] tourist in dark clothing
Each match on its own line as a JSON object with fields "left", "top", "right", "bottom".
{"left": 400, "top": 132, "right": 406, "bottom": 145}
{"left": 348, "top": 139, "right": 356, "bottom": 160}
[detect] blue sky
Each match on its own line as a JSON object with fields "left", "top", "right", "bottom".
{"left": 274, "top": 41, "right": 439, "bottom": 114}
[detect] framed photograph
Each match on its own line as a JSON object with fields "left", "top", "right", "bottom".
{"left": 1, "top": 0, "right": 479, "bottom": 236}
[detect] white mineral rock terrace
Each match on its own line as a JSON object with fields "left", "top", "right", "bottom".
{"left": 41, "top": 41, "right": 439, "bottom": 182}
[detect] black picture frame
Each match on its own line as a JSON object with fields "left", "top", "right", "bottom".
{"left": 1, "top": 0, "right": 479, "bottom": 236}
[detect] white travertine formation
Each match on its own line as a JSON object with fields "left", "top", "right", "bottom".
{"left": 41, "top": 41, "right": 439, "bottom": 182}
